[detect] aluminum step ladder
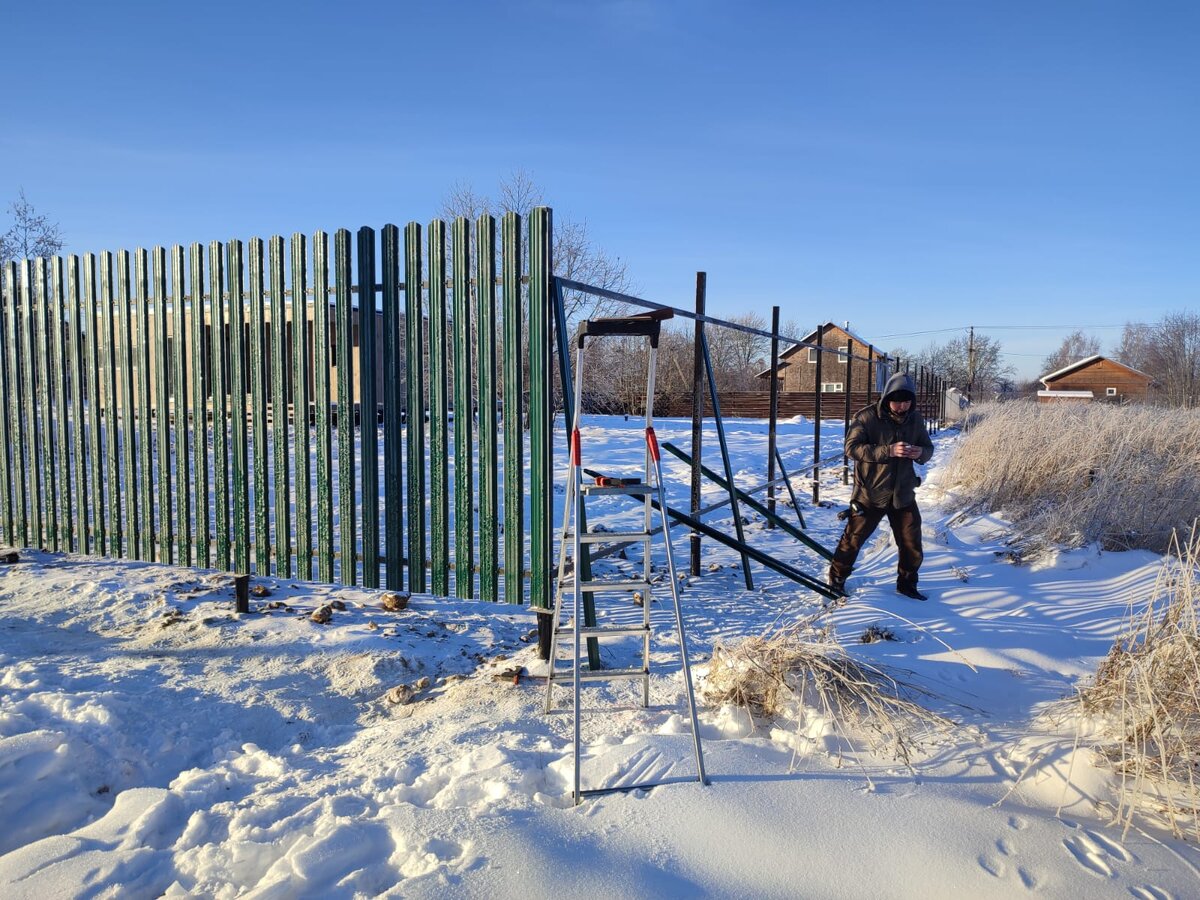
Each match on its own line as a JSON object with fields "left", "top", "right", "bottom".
{"left": 544, "top": 308, "right": 707, "bottom": 805}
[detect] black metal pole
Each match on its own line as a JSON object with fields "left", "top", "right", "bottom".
{"left": 700, "top": 331, "right": 754, "bottom": 589}
{"left": 766, "top": 306, "right": 780, "bottom": 527}
{"left": 842, "top": 337, "right": 853, "bottom": 485}
{"left": 689, "top": 273, "right": 705, "bottom": 576}
{"left": 812, "top": 323, "right": 823, "bottom": 504}
{"left": 865, "top": 345, "right": 874, "bottom": 407}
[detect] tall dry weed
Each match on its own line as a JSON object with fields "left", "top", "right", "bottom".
{"left": 1075, "top": 525, "right": 1200, "bottom": 841}
{"left": 941, "top": 402, "right": 1200, "bottom": 552}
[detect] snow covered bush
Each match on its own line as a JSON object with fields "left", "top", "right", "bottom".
{"left": 941, "top": 402, "right": 1200, "bottom": 552}
{"left": 1077, "top": 525, "right": 1200, "bottom": 842}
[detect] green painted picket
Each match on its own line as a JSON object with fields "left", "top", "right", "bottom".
{"left": 452, "top": 218, "right": 474, "bottom": 600}
{"left": 0, "top": 210, "right": 559, "bottom": 614}
{"left": 428, "top": 220, "right": 449, "bottom": 597}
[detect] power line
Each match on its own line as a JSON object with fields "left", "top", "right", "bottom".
{"left": 879, "top": 323, "right": 1142, "bottom": 339}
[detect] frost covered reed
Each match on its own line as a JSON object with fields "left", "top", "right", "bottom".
{"left": 701, "top": 623, "right": 954, "bottom": 771}
{"left": 942, "top": 402, "right": 1200, "bottom": 552}
{"left": 1076, "top": 525, "right": 1200, "bottom": 842}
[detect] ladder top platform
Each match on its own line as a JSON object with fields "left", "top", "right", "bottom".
{"left": 576, "top": 308, "right": 674, "bottom": 344}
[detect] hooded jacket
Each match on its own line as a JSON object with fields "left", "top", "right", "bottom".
{"left": 844, "top": 372, "right": 934, "bottom": 509}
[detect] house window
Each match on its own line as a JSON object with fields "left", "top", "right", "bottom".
{"left": 808, "top": 346, "right": 847, "bottom": 364}
{"left": 821, "top": 382, "right": 843, "bottom": 393}
{"left": 1106, "top": 387, "right": 1117, "bottom": 396}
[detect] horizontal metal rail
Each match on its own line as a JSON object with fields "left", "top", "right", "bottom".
{"left": 556, "top": 277, "right": 887, "bottom": 366}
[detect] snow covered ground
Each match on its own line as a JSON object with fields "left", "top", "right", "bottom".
{"left": 1, "top": 415, "right": 1198, "bottom": 898}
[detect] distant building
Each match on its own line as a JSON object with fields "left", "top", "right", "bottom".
{"left": 1037, "top": 355, "right": 1153, "bottom": 404}
{"left": 943, "top": 386, "right": 970, "bottom": 421}
{"left": 756, "top": 322, "right": 891, "bottom": 395}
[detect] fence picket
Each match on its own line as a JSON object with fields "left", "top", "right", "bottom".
{"left": 501, "top": 212, "right": 523, "bottom": 604}
{"left": 189, "top": 244, "right": 210, "bottom": 567}
{"left": 135, "top": 250, "right": 154, "bottom": 559}
{"left": 0, "top": 266, "right": 13, "bottom": 544}
{"left": 227, "top": 241, "right": 249, "bottom": 574}
{"left": 528, "top": 208, "right": 552, "bottom": 610}
{"left": 36, "top": 259, "right": 58, "bottom": 551}
{"left": 14, "top": 262, "right": 33, "bottom": 548}
{"left": 312, "top": 231, "right": 334, "bottom": 581}
{"left": 117, "top": 252, "right": 140, "bottom": 557}
{"left": 452, "top": 217, "right": 473, "bottom": 599}
{"left": 292, "top": 234, "right": 313, "bottom": 581}
{"left": 84, "top": 256, "right": 104, "bottom": 553}
{"left": 153, "top": 249, "right": 172, "bottom": 562}
{"left": 53, "top": 259, "right": 73, "bottom": 550}
{"left": 405, "top": 222, "right": 425, "bottom": 594}
{"left": 476, "top": 214, "right": 498, "bottom": 602}
{"left": 248, "top": 240, "right": 269, "bottom": 574}
{"left": 244, "top": 241, "right": 266, "bottom": 578}
{"left": 209, "top": 242, "right": 230, "bottom": 570}
{"left": 335, "top": 229, "right": 355, "bottom": 585}
{"left": 268, "top": 236, "right": 291, "bottom": 577}
{"left": 68, "top": 257, "right": 90, "bottom": 553}
{"left": 429, "top": 221, "right": 449, "bottom": 597}
{"left": 356, "top": 227, "right": 378, "bottom": 588}
{"left": 171, "top": 247, "right": 190, "bottom": 566}
{"left": 381, "top": 224, "right": 404, "bottom": 590}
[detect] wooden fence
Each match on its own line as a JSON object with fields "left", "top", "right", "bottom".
{"left": 0, "top": 209, "right": 559, "bottom": 605}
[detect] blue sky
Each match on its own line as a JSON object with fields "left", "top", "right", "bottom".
{"left": 3, "top": 0, "right": 1196, "bottom": 380}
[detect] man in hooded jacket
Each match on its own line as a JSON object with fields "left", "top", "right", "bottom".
{"left": 828, "top": 372, "right": 934, "bottom": 600}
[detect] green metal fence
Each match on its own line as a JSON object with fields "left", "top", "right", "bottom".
{"left": 0, "top": 209, "right": 558, "bottom": 605}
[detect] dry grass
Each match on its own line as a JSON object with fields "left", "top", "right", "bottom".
{"left": 702, "top": 621, "right": 955, "bottom": 772}
{"left": 1075, "top": 524, "right": 1200, "bottom": 842}
{"left": 942, "top": 402, "right": 1200, "bottom": 552}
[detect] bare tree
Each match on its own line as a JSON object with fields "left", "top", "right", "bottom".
{"left": 1118, "top": 312, "right": 1200, "bottom": 408}
{"left": 1040, "top": 329, "right": 1101, "bottom": 376}
{"left": 894, "top": 332, "right": 1014, "bottom": 399}
{"left": 1113, "top": 320, "right": 1158, "bottom": 376}
{"left": 442, "top": 170, "right": 631, "bottom": 321}
{"left": 0, "top": 190, "right": 64, "bottom": 261}
{"left": 705, "top": 312, "right": 770, "bottom": 391}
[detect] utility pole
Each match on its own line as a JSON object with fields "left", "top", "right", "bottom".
{"left": 967, "top": 326, "right": 976, "bottom": 404}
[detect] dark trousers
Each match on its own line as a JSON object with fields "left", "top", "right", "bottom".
{"left": 829, "top": 502, "right": 923, "bottom": 590}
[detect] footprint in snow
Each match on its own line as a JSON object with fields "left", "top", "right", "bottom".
{"left": 1059, "top": 817, "right": 1137, "bottom": 878}
{"left": 978, "top": 818, "right": 1043, "bottom": 891}
{"left": 1129, "top": 886, "right": 1174, "bottom": 900}
{"left": 1063, "top": 835, "right": 1116, "bottom": 878}
{"left": 978, "top": 854, "right": 1006, "bottom": 878}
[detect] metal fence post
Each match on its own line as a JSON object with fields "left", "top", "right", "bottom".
{"left": 528, "top": 207, "right": 553, "bottom": 613}
{"left": 689, "top": 273, "right": 705, "bottom": 575}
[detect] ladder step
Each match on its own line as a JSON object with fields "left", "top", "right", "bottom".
{"left": 579, "top": 667, "right": 649, "bottom": 682}
{"left": 578, "top": 531, "right": 651, "bottom": 544}
{"left": 556, "top": 624, "right": 650, "bottom": 638}
{"left": 549, "top": 666, "right": 650, "bottom": 683}
{"left": 580, "top": 483, "right": 654, "bottom": 496}
{"left": 560, "top": 579, "right": 652, "bottom": 593}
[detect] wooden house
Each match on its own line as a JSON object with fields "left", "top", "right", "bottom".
{"left": 756, "top": 322, "right": 889, "bottom": 395}
{"left": 1037, "top": 355, "right": 1153, "bottom": 404}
